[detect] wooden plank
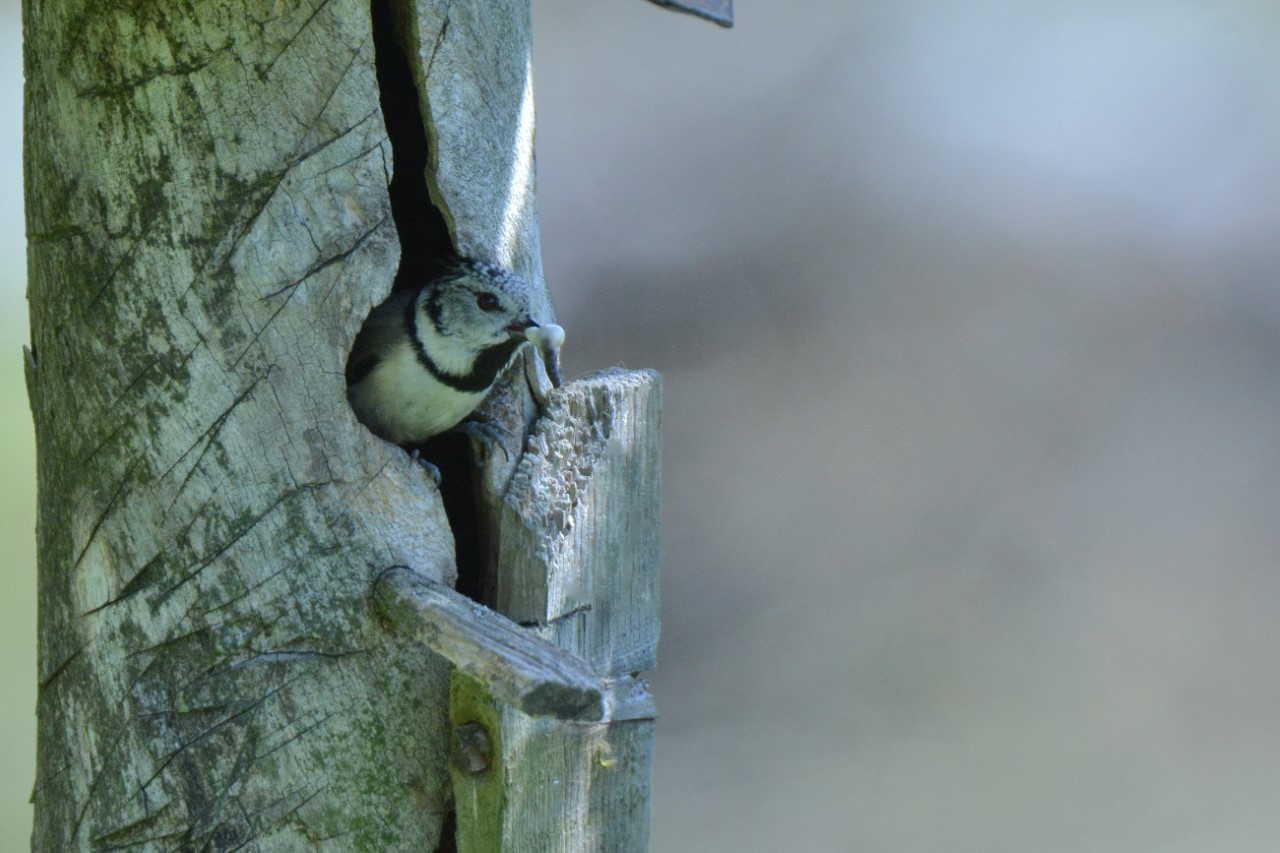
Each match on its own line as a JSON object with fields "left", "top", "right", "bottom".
{"left": 448, "top": 369, "right": 661, "bottom": 851}
{"left": 374, "top": 567, "right": 605, "bottom": 721}
{"left": 451, "top": 673, "right": 657, "bottom": 853}
{"left": 496, "top": 369, "right": 662, "bottom": 676}
{"left": 643, "top": 0, "right": 734, "bottom": 27}
{"left": 397, "top": 0, "right": 552, "bottom": 311}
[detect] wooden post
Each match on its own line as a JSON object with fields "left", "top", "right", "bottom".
{"left": 378, "top": 369, "right": 662, "bottom": 850}
{"left": 24, "top": 0, "right": 729, "bottom": 837}
{"left": 369, "top": 1, "right": 666, "bottom": 841}
{"left": 461, "top": 369, "right": 662, "bottom": 851}
{"left": 370, "top": 0, "right": 727, "bottom": 845}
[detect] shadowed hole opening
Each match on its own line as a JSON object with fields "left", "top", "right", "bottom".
{"left": 366, "top": 0, "right": 485, "bottom": 593}
{"left": 370, "top": 0, "right": 454, "bottom": 288}
{"left": 367, "top": 3, "right": 487, "bottom": 851}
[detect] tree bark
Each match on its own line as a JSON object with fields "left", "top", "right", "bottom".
{"left": 25, "top": 0, "right": 545, "bottom": 848}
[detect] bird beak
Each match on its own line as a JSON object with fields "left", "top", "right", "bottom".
{"left": 506, "top": 317, "right": 538, "bottom": 338}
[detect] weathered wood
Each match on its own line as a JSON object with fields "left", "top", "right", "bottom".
{"left": 451, "top": 673, "right": 657, "bottom": 853}
{"left": 395, "top": 0, "right": 552, "bottom": 320}
{"left": 374, "top": 567, "right": 604, "bottom": 721}
{"left": 24, "top": 0, "right": 547, "bottom": 848}
{"left": 498, "top": 369, "right": 663, "bottom": 675}
{"left": 453, "top": 369, "right": 662, "bottom": 851}
{"left": 27, "top": 0, "right": 662, "bottom": 846}
{"left": 643, "top": 0, "right": 734, "bottom": 27}
{"left": 394, "top": 0, "right": 557, "bottom": 501}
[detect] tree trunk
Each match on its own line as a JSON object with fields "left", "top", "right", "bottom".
{"left": 25, "top": 0, "right": 547, "bottom": 847}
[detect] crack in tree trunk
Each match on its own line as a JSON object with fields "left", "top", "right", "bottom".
{"left": 25, "top": 0, "right": 526, "bottom": 847}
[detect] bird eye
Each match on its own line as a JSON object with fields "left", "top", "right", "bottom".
{"left": 476, "top": 292, "right": 500, "bottom": 312}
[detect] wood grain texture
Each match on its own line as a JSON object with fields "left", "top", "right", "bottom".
{"left": 452, "top": 369, "right": 662, "bottom": 852}
{"left": 24, "top": 0, "right": 546, "bottom": 848}
{"left": 374, "top": 567, "right": 604, "bottom": 721}
{"left": 498, "top": 369, "right": 663, "bottom": 676}
{"left": 395, "top": 0, "right": 553, "bottom": 322}
{"left": 451, "top": 673, "right": 657, "bottom": 853}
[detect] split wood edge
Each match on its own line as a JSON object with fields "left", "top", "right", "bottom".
{"left": 374, "top": 567, "right": 606, "bottom": 721}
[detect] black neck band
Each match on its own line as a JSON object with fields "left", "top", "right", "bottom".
{"left": 405, "top": 294, "right": 522, "bottom": 393}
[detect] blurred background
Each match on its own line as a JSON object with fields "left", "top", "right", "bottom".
{"left": 2, "top": 0, "right": 37, "bottom": 849}
{"left": 5, "top": 1, "right": 1280, "bottom": 850}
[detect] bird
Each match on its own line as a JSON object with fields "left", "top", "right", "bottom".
{"left": 346, "top": 258, "right": 546, "bottom": 474}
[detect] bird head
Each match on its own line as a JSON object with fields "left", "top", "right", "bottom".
{"left": 413, "top": 260, "right": 539, "bottom": 377}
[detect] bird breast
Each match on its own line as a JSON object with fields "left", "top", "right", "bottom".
{"left": 347, "top": 340, "right": 488, "bottom": 446}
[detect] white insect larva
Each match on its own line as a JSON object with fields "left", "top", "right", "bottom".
{"left": 526, "top": 323, "right": 566, "bottom": 388}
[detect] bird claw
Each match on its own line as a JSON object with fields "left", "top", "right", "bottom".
{"left": 454, "top": 420, "right": 512, "bottom": 462}
{"left": 408, "top": 448, "right": 442, "bottom": 485}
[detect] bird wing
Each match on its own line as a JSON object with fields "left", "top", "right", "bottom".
{"left": 346, "top": 289, "right": 414, "bottom": 386}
